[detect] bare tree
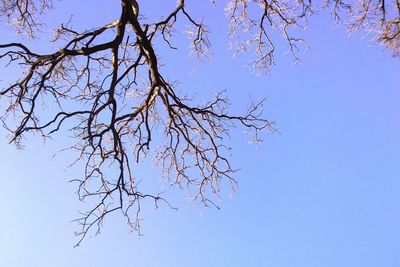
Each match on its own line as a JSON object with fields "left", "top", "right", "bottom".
{"left": 326, "top": 0, "right": 400, "bottom": 56}
{"left": 0, "top": 0, "right": 398, "bottom": 246}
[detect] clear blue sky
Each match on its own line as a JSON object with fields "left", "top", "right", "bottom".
{"left": 0, "top": 1, "right": 399, "bottom": 267}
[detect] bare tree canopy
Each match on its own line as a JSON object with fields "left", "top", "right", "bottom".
{"left": 0, "top": 0, "right": 398, "bottom": 246}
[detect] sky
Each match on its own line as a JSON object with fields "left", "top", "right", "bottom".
{"left": 0, "top": 1, "right": 400, "bottom": 267}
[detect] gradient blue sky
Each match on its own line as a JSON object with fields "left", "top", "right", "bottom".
{"left": 1, "top": 1, "right": 399, "bottom": 267}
